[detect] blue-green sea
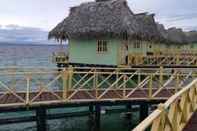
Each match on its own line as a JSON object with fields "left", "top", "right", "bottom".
{"left": 0, "top": 44, "right": 139, "bottom": 131}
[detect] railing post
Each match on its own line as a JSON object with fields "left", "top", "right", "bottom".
{"left": 149, "top": 74, "right": 153, "bottom": 99}
{"left": 26, "top": 75, "right": 31, "bottom": 105}
{"left": 68, "top": 65, "right": 73, "bottom": 90}
{"left": 116, "top": 68, "right": 119, "bottom": 88}
{"left": 11, "top": 68, "right": 17, "bottom": 93}
{"left": 62, "top": 65, "right": 73, "bottom": 101}
{"left": 94, "top": 69, "right": 98, "bottom": 100}
{"left": 138, "top": 71, "right": 141, "bottom": 85}
{"left": 123, "top": 75, "right": 127, "bottom": 99}
{"left": 154, "top": 104, "right": 165, "bottom": 130}
{"left": 176, "top": 54, "right": 180, "bottom": 65}
{"left": 159, "top": 66, "right": 163, "bottom": 88}
{"left": 176, "top": 73, "right": 180, "bottom": 93}
{"left": 62, "top": 69, "right": 69, "bottom": 101}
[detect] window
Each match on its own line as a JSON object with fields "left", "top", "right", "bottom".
{"left": 97, "top": 40, "right": 108, "bottom": 53}
{"left": 134, "top": 40, "right": 141, "bottom": 48}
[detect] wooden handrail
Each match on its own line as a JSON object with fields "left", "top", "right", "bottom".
{"left": 133, "top": 79, "right": 197, "bottom": 131}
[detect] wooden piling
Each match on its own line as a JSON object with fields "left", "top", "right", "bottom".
{"left": 36, "top": 108, "right": 47, "bottom": 131}
{"left": 139, "top": 103, "right": 149, "bottom": 122}
{"left": 95, "top": 105, "right": 101, "bottom": 131}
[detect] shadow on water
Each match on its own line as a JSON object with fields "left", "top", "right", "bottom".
{"left": 0, "top": 106, "right": 140, "bottom": 131}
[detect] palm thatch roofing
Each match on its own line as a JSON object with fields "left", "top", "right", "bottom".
{"left": 48, "top": 0, "right": 161, "bottom": 41}
{"left": 165, "top": 27, "right": 187, "bottom": 44}
{"left": 156, "top": 24, "right": 188, "bottom": 44}
{"left": 185, "top": 31, "right": 197, "bottom": 43}
{"left": 156, "top": 23, "right": 168, "bottom": 42}
{"left": 135, "top": 13, "right": 162, "bottom": 41}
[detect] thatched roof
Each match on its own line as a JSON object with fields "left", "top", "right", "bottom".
{"left": 49, "top": 0, "right": 161, "bottom": 41}
{"left": 156, "top": 24, "right": 197, "bottom": 44}
{"left": 135, "top": 13, "right": 162, "bottom": 41}
{"left": 156, "top": 23, "right": 168, "bottom": 41}
{"left": 166, "top": 27, "right": 187, "bottom": 44}
{"left": 185, "top": 31, "right": 197, "bottom": 43}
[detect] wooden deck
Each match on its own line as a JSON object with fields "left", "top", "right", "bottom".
{"left": 0, "top": 88, "right": 177, "bottom": 108}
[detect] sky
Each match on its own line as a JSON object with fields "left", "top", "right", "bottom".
{"left": 0, "top": 0, "right": 196, "bottom": 44}
{"left": 0, "top": 0, "right": 197, "bottom": 31}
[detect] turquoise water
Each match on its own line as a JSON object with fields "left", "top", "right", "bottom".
{"left": 0, "top": 44, "right": 139, "bottom": 131}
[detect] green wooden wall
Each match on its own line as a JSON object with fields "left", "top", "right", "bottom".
{"left": 128, "top": 41, "right": 147, "bottom": 55}
{"left": 69, "top": 39, "right": 121, "bottom": 65}
{"left": 68, "top": 38, "right": 197, "bottom": 66}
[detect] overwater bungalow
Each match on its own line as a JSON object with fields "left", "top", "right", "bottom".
{"left": 49, "top": 0, "right": 161, "bottom": 67}
{"left": 49, "top": 0, "right": 197, "bottom": 67}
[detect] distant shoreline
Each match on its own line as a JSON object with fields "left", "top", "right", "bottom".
{"left": 0, "top": 42, "right": 66, "bottom": 46}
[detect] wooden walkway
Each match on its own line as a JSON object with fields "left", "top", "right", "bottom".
{"left": 0, "top": 67, "right": 196, "bottom": 131}
{"left": 0, "top": 88, "right": 176, "bottom": 108}
{"left": 0, "top": 67, "right": 195, "bottom": 109}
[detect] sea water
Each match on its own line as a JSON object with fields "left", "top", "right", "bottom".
{"left": 0, "top": 44, "right": 138, "bottom": 131}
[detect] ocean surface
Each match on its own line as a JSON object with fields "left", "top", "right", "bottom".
{"left": 0, "top": 44, "right": 138, "bottom": 131}
{"left": 0, "top": 44, "right": 61, "bottom": 67}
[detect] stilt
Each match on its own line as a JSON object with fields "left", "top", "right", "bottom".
{"left": 89, "top": 105, "right": 94, "bottom": 114}
{"left": 95, "top": 105, "right": 101, "bottom": 131}
{"left": 126, "top": 104, "right": 132, "bottom": 120}
{"left": 36, "top": 108, "right": 47, "bottom": 131}
{"left": 88, "top": 105, "right": 94, "bottom": 131}
{"left": 139, "top": 103, "right": 149, "bottom": 122}
{"left": 125, "top": 104, "right": 133, "bottom": 131}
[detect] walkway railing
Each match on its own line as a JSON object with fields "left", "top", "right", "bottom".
{"left": 133, "top": 78, "right": 197, "bottom": 131}
{"left": 128, "top": 54, "right": 197, "bottom": 66}
{"left": 0, "top": 67, "right": 196, "bottom": 108}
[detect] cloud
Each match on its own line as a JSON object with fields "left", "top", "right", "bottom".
{"left": 0, "top": 0, "right": 196, "bottom": 31}
{"left": 0, "top": 24, "right": 58, "bottom": 44}
{"left": 128, "top": 0, "right": 197, "bottom": 31}
{"left": 157, "top": 13, "right": 197, "bottom": 31}
{"left": 1, "top": 1, "right": 196, "bottom": 44}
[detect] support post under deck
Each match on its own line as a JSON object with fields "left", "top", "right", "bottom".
{"left": 95, "top": 105, "right": 101, "bottom": 131}
{"left": 88, "top": 105, "right": 94, "bottom": 131}
{"left": 126, "top": 104, "right": 132, "bottom": 130}
{"left": 139, "top": 103, "right": 149, "bottom": 122}
{"left": 36, "top": 108, "right": 47, "bottom": 131}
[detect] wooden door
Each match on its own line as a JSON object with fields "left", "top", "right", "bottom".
{"left": 119, "top": 41, "right": 128, "bottom": 65}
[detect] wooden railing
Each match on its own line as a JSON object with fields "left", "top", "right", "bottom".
{"left": 128, "top": 54, "right": 197, "bottom": 66}
{"left": 133, "top": 78, "right": 197, "bottom": 131}
{"left": 0, "top": 67, "right": 196, "bottom": 107}
{"left": 52, "top": 51, "right": 68, "bottom": 64}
